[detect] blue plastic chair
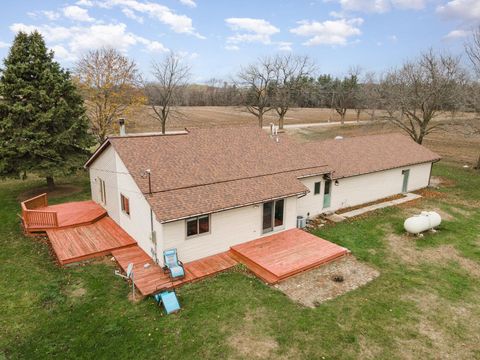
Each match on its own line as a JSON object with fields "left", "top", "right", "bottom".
{"left": 163, "top": 248, "right": 185, "bottom": 280}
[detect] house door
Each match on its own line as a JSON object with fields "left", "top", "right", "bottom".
{"left": 262, "top": 199, "right": 284, "bottom": 233}
{"left": 323, "top": 179, "right": 332, "bottom": 208}
{"left": 402, "top": 169, "right": 410, "bottom": 193}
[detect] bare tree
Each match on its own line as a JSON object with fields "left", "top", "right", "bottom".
{"left": 271, "top": 54, "right": 316, "bottom": 129}
{"left": 465, "top": 26, "right": 480, "bottom": 169}
{"left": 331, "top": 67, "right": 360, "bottom": 124}
{"left": 145, "top": 53, "right": 191, "bottom": 134}
{"left": 379, "top": 50, "right": 467, "bottom": 144}
{"left": 75, "top": 48, "right": 142, "bottom": 142}
{"left": 237, "top": 57, "right": 277, "bottom": 127}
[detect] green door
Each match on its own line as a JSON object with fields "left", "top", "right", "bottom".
{"left": 402, "top": 169, "right": 410, "bottom": 193}
{"left": 323, "top": 179, "right": 332, "bottom": 208}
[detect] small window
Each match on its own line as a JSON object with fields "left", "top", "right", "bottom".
{"left": 186, "top": 215, "right": 210, "bottom": 238}
{"left": 120, "top": 194, "right": 130, "bottom": 215}
{"left": 99, "top": 178, "right": 107, "bottom": 205}
{"left": 314, "top": 181, "right": 321, "bottom": 195}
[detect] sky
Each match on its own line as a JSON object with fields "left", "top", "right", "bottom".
{"left": 0, "top": 0, "right": 479, "bottom": 82}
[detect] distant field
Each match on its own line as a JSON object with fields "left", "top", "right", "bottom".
{"left": 124, "top": 106, "right": 475, "bottom": 134}
{"left": 125, "top": 106, "right": 380, "bottom": 133}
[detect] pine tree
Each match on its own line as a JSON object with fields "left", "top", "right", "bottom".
{"left": 0, "top": 31, "right": 94, "bottom": 188}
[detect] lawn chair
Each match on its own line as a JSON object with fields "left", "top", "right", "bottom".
{"left": 153, "top": 290, "right": 181, "bottom": 315}
{"left": 163, "top": 248, "right": 185, "bottom": 280}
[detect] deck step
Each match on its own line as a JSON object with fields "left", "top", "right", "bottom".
{"left": 229, "top": 248, "right": 280, "bottom": 284}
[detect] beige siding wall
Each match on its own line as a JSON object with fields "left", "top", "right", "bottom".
{"left": 327, "top": 163, "right": 432, "bottom": 212}
{"left": 88, "top": 146, "right": 164, "bottom": 264}
{"left": 297, "top": 175, "right": 326, "bottom": 218}
{"left": 161, "top": 196, "right": 298, "bottom": 263}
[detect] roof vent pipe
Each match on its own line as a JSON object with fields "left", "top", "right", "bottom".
{"left": 119, "top": 118, "right": 126, "bottom": 136}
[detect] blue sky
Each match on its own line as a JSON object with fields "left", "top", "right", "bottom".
{"left": 0, "top": 0, "right": 478, "bottom": 81}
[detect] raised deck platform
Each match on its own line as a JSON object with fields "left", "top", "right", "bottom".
{"left": 112, "top": 246, "right": 238, "bottom": 296}
{"left": 231, "top": 228, "right": 349, "bottom": 284}
{"left": 46, "top": 217, "right": 136, "bottom": 265}
{"left": 20, "top": 193, "right": 106, "bottom": 234}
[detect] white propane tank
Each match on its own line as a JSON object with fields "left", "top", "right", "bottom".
{"left": 404, "top": 211, "right": 442, "bottom": 234}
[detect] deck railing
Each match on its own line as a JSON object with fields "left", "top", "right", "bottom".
{"left": 21, "top": 193, "right": 59, "bottom": 229}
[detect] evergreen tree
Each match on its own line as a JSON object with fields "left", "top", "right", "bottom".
{"left": 0, "top": 31, "right": 94, "bottom": 188}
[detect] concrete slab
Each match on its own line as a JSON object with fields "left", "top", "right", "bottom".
{"left": 340, "top": 193, "right": 421, "bottom": 219}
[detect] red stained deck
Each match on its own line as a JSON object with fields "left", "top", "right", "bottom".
{"left": 46, "top": 217, "right": 136, "bottom": 265}
{"left": 231, "top": 228, "right": 349, "bottom": 284}
{"left": 40, "top": 201, "right": 106, "bottom": 228}
{"left": 112, "top": 246, "right": 238, "bottom": 296}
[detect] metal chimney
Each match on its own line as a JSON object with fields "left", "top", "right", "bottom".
{"left": 119, "top": 118, "right": 126, "bottom": 136}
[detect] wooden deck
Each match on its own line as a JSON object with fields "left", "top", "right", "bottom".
{"left": 112, "top": 246, "right": 238, "bottom": 296}
{"left": 39, "top": 201, "right": 106, "bottom": 228}
{"left": 21, "top": 193, "right": 107, "bottom": 234}
{"left": 231, "top": 228, "right": 349, "bottom": 284}
{"left": 46, "top": 217, "right": 136, "bottom": 265}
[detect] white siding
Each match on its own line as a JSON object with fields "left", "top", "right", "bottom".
{"left": 161, "top": 196, "right": 298, "bottom": 263}
{"left": 88, "top": 145, "right": 164, "bottom": 265}
{"left": 297, "top": 175, "right": 326, "bottom": 218}
{"left": 328, "top": 163, "right": 432, "bottom": 212}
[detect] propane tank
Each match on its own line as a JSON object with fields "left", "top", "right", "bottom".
{"left": 404, "top": 211, "right": 442, "bottom": 234}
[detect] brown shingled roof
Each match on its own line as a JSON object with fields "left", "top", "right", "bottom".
{"left": 302, "top": 133, "right": 441, "bottom": 179}
{"left": 85, "top": 127, "right": 440, "bottom": 222}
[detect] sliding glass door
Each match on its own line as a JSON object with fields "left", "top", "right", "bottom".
{"left": 262, "top": 199, "right": 285, "bottom": 233}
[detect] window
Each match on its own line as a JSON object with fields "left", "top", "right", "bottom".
{"left": 99, "top": 178, "right": 106, "bottom": 205}
{"left": 186, "top": 215, "right": 210, "bottom": 238}
{"left": 262, "top": 199, "right": 285, "bottom": 233}
{"left": 314, "top": 181, "right": 321, "bottom": 195}
{"left": 120, "top": 194, "right": 130, "bottom": 215}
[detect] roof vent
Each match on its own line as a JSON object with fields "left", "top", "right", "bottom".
{"left": 334, "top": 136, "right": 343, "bottom": 140}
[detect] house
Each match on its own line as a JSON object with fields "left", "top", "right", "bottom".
{"left": 84, "top": 126, "right": 440, "bottom": 265}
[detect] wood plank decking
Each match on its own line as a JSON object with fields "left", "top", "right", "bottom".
{"left": 231, "top": 228, "right": 349, "bottom": 284}
{"left": 112, "top": 245, "right": 237, "bottom": 296}
{"left": 46, "top": 217, "right": 136, "bottom": 265}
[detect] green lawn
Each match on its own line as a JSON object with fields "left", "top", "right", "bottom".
{"left": 1, "top": 164, "right": 480, "bottom": 359}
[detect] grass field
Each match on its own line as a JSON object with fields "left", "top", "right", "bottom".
{"left": 1, "top": 162, "right": 480, "bottom": 359}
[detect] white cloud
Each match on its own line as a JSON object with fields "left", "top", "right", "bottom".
{"left": 290, "top": 18, "right": 363, "bottom": 46}
{"left": 76, "top": 0, "right": 94, "bottom": 6}
{"left": 225, "top": 44, "right": 240, "bottom": 51}
{"left": 63, "top": 5, "right": 95, "bottom": 22}
{"left": 437, "top": 0, "right": 480, "bottom": 21}
{"left": 444, "top": 29, "right": 470, "bottom": 40}
{"left": 0, "top": 41, "right": 9, "bottom": 48}
{"left": 9, "top": 22, "right": 168, "bottom": 61}
{"left": 122, "top": 8, "right": 144, "bottom": 23}
{"left": 225, "top": 18, "right": 280, "bottom": 44}
{"left": 98, "top": 0, "right": 204, "bottom": 38}
{"left": 179, "top": 0, "right": 196, "bottom": 8}
{"left": 277, "top": 41, "right": 293, "bottom": 51}
{"left": 51, "top": 45, "right": 77, "bottom": 61}
{"left": 334, "top": 0, "right": 426, "bottom": 13}
{"left": 42, "top": 10, "right": 61, "bottom": 21}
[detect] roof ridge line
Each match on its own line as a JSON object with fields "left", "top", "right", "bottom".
{"left": 142, "top": 164, "right": 330, "bottom": 195}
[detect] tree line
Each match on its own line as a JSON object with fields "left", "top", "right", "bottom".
{"left": 1, "top": 29, "right": 480, "bottom": 188}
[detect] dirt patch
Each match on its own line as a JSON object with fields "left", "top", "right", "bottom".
{"left": 64, "top": 280, "right": 87, "bottom": 299}
{"left": 18, "top": 185, "right": 82, "bottom": 202}
{"left": 228, "top": 308, "right": 279, "bottom": 359}
{"left": 275, "top": 256, "right": 379, "bottom": 307}
{"left": 396, "top": 290, "right": 480, "bottom": 359}
{"left": 429, "top": 176, "right": 456, "bottom": 188}
{"left": 386, "top": 232, "right": 480, "bottom": 277}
